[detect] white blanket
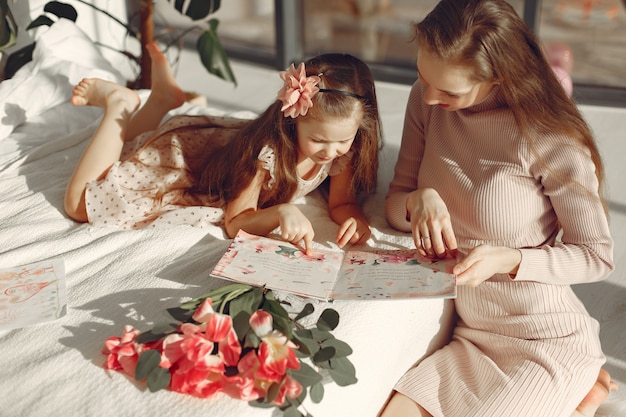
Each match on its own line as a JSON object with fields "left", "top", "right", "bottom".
{"left": 0, "top": 20, "right": 454, "bottom": 417}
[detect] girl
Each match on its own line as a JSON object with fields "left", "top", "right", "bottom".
{"left": 382, "top": 0, "right": 617, "bottom": 416}
{"left": 64, "top": 43, "right": 382, "bottom": 254}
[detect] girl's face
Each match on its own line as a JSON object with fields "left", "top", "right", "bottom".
{"left": 296, "top": 115, "right": 360, "bottom": 164}
{"left": 416, "top": 48, "right": 498, "bottom": 111}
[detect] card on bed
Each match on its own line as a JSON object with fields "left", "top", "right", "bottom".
{"left": 0, "top": 258, "right": 67, "bottom": 330}
{"left": 210, "top": 230, "right": 457, "bottom": 301}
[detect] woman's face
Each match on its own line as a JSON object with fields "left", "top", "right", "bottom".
{"left": 416, "top": 48, "right": 498, "bottom": 111}
{"left": 296, "top": 115, "right": 359, "bottom": 165}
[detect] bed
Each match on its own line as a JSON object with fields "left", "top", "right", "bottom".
{"left": 0, "top": 20, "right": 457, "bottom": 417}
{"left": 2, "top": 19, "right": 625, "bottom": 417}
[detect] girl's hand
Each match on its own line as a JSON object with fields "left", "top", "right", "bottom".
{"left": 277, "top": 204, "right": 315, "bottom": 255}
{"left": 453, "top": 245, "right": 521, "bottom": 286}
{"left": 407, "top": 188, "right": 457, "bottom": 258}
{"left": 336, "top": 217, "right": 371, "bottom": 248}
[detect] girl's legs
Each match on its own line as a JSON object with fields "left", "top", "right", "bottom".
{"left": 64, "top": 43, "right": 186, "bottom": 222}
{"left": 378, "top": 369, "right": 618, "bottom": 417}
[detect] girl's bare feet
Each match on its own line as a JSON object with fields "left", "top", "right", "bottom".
{"left": 573, "top": 368, "right": 619, "bottom": 417}
{"left": 144, "top": 42, "right": 186, "bottom": 111}
{"left": 70, "top": 78, "right": 141, "bottom": 116}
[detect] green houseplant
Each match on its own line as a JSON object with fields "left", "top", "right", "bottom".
{"left": 0, "top": 0, "right": 236, "bottom": 88}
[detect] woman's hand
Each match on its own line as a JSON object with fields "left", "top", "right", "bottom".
{"left": 453, "top": 245, "right": 521, "bottom": 286}
{"left": 336, "top": 217, "right": 371, "bottom": 248}
{"left": 407, "top": 188, "right": 457, "bottom": 258}
{"left": 277, "top": 204, "right": 315, "bottom": 255}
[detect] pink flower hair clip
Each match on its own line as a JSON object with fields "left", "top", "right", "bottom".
{"left": 277, "top": 63, "right": 321, "bottom": 118}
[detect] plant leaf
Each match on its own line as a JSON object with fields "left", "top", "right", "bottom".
{"left": 43, "top": 1, "right": 77, "bottom": 21}
{"left": 283, "top": 405, "right": 303, "bottom": 417}
{"left": 187, "top": 0, "right": 221, "bottom": 20}
{"left": 196, "top": 21, "right": 237, "bottom": 86}
{"left": 293, "top": 334, "right": 318, "bottom": 357}
{"left": 146, "top": 366, "right": 171, "bottom": 392}
{"left": 289, "top": 362, "right": 323, "bottom": 387}
{"left": 294, "top": 302, "right": 315, "bottom": 322}
{"left": 320, "top": 338, "right": 353, "bottom": 358}
{"left": 310, "top": 381, "right": 325, "bottom": 403}
{"left": 228, "top": 286, "right": 263, "bottom": 318}
{"left": 135, "top": 350, "right": 162, "bottom": 381}
{"left": 317, "top": 309, "right": 340, "bottom": 331}
{"left": 312, "top": 346, "right": 335, "bottom": 363}
{"left": 326, "top": 357, "right": 358, "bottom": 387}
{"left": 26, "top": 15, "right": 54, "bottom": 30}
{"left": 136, "top": 322, "right": 178, "bottom": 344}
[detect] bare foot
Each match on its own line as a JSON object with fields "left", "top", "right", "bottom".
{"left": 573, "top": 368, "right": 619, "bottom": 417}
{"left": 70, "top": 78, "right": 141, "bottom": 115}
{"left": 144, "top": 42, "right": 186, "bottom": 110}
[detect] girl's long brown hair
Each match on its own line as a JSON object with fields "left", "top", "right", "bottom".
{"left": 196, "top": 53, "right": 382, "bottom": 208}
{"left": 415, "top": 0, "right": 606, "bottom": 207}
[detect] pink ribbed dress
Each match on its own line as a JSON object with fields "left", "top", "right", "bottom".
{"left": 385, "top": 82, "right": 614, "bottom": 417}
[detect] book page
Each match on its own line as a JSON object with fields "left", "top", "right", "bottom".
{"left": 331, "top": 249, "right": 456, "bottom": 300}
{"left": 211, "top": 231, "right": 343, "bottom": 300}
{"left": 0, "top": 258, "right": 67, "bottom": 330}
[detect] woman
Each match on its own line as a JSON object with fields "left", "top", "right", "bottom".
{"left": 382, "top": 0, "right": 617, "bottom": 416}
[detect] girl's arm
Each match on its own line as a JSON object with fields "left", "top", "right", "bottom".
{"left": 328, "top": 167, "right": 371, "bottom": 247}
{"left": 224, "top": 164, "right": 315, "bottom": 254}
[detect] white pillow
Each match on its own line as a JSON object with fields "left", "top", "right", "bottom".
{"left": 0, "top": 19, "right": 125, "bottom": 140}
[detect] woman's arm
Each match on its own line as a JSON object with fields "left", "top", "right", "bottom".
{"left": 328, "top": 167, "right": 371, "bottom": 247}
{"left": 224, "top": 164, "right": 315, "bottom": 254}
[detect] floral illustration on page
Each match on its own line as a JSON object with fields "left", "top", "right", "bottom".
{"left": 0, "top": 258, "right": 67, "bottom": 330}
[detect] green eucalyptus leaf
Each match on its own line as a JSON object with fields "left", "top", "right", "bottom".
{"left": 283, "top": 405, "right": 303, "bottom": 417}
{"left": 196, "top": 22, "right": 237, "bottom": 86}
{"left": 146, "top": 366, "right": 171, "bottom": 392}
{"left": 289, "top": 362, "right": 323, "bottom": 387}
{"left": 313, "top": 346, "right": 336, "bottom": 363}
{"left": 326, "top": 357, "right": 358, "bottom": 386}
{"left": 266, "top": 381, "right": 282, "bottom": 404}
{"left": 310, "top": 381, "right": 325, "bottom": 403}
{"left": 136, "top": 322, "right": 178, "bottom": 344}
{"left": 310, "top": 328, "right": 334, "bottom": 343}
{"left": 165, "top": 306, "right": 194, "bottom": 322}
{"left": 293, "top": 335, "right": 318, "bottom": 357}
{"left": 135, "top": 350, "right": 162, "bottom": 381}
{"left": 232, "top": 310, "right": 251, "bottom": 341}
{"left": 43, "top": 1, "right": 77, "bottom": 21}
{"left": 295, "top": 328, "right": 313, "bottom": 339}
{"left": 294, "top": 303, "right": 315, "bottom": 322}
{"left": 228, "top": 286, "right": 263, "bottom": 318}
{"left": 244, "top": 330, "right": 261, "bottom": 349}
{"left": 320, "top": 338, "right": 353, "bottom": 358}
{"left": 181, "top": 284, "right": 252, "bottom": 310}
{"left": 248, "top": 399, "right": 274, "bottom": 409}
{"left": 317, "top": 309, "right": 340, "bottom": 331}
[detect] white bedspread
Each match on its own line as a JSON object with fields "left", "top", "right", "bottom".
{"left": 0, "top": 20, "right": 454, "bottom": 417}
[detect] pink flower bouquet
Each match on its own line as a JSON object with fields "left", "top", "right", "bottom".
{"left": 102, "top": 283, "right": 356, "bottom": 416}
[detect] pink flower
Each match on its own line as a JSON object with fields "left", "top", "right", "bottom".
{"left": 249, "top": 310, "right": 300, "bottom": 381}
{"left": 102, "top": 325, "right": 142, "bottom": 377}
{"left": 272, "top": 374, "right": 303, "bottom": 406}
{"left": 192, "top": 298, "right": 242, "bottom": 366}
{"left": 277, "top": 63, "right": 320, "bottom": 118}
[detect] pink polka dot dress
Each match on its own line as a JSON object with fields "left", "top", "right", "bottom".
{"left": 85, "top": 115, "right": 350, "bottom": 229}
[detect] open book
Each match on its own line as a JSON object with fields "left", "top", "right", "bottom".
{"left": 210, "top": 231, "right": 456, "bottom": 301}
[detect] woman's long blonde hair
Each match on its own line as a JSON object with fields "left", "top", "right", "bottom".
{"left": 197, "top": 53, "right": 382, "bottom": 208}
{"left": 415, "top": 0, "right": 606, "bottom": 206}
